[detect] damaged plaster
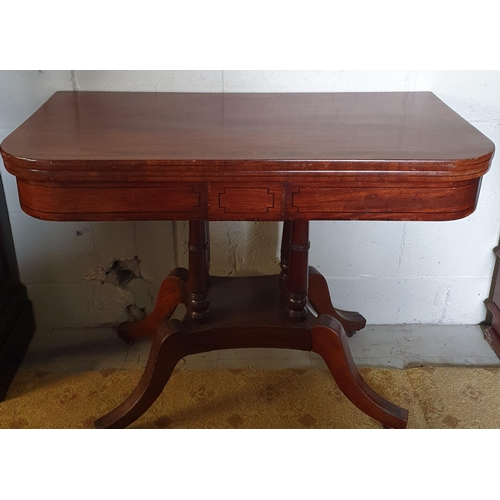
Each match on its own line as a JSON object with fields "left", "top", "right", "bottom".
{"left": 85, "top": 256, "right": 154, "bottom": 323}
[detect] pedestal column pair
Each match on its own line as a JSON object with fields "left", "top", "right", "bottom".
{"left": 188, "top": 220, "right": 310, "bottom": 323}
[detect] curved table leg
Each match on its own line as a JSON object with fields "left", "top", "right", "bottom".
{"left": 117, "top": 267, "right": 188, "bottom": 344}
{"left": 95, "top": 320, "right": 188, "bottom": 429}
{"left": 308, "top": 266, "right": 366, "bottom": 336}
{"left": 312, "top": 314, "right": 408, "bottom": 429}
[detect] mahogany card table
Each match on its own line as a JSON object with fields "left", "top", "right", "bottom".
{"left": 0, "top": 91, "right": 495, "bottom": 429}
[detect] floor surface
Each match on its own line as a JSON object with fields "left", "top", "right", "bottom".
{"left": 20, "top": 323, "right": 500, "bottom": 372}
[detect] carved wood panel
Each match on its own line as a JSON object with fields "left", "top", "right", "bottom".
{"left": 209, "top": 183, "right": 284, "bottom": 220}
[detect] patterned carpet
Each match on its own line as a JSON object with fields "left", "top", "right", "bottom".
{"left": 1, "top": 366, "right": 499, "bottom": 428}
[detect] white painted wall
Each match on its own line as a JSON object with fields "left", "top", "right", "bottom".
{"left": 1, "top": 70, "right": 499, "bottom": 328}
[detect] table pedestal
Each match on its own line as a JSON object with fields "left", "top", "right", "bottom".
{"left": 95, "top": 221, "right": 408, "bottom": 429}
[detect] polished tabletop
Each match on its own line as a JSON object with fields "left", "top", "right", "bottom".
{"left": 1, "top": 91, "right": 494, "bottom": 172}
{"left": 0, "top": 91, "right": 495, "bottom": 223}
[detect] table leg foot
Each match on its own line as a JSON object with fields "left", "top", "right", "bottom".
{"left": 308, "top": 266, "right": 366, "bottom": 336}
{"left": 117, "top": 267, "right": 188, "bottom": 344}
{"left": 95, "top": 320, "right": 188, "bottom": 429}
{"left": 312, "top": 314, "right": 408, "bottom": 429}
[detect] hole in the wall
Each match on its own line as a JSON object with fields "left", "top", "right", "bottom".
{"left": 103, "top": 256, "right": 142, "bottom": 289}
{"left": 85, "top": 256, "right": 153, "bottom": 324}
{"left": 107, "top": 261, "right": 136, "bottom": 287}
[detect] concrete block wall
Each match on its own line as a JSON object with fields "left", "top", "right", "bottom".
{"left": 0, "top": 70, "right": 499, "bottom": 328}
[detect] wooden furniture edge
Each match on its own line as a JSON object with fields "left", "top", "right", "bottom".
{"left": 13, "top": 176, "right": 484, "bottom": 222}
{"left": 0, "top": 148, "right": 494, "bottom": 183}
{"left": 484, "top": 245, "right": 500, "bottom": 360}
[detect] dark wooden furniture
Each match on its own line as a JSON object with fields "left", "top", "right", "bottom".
{"left": 485, "top": 248, "right": 500, "bottom": 358}
{"left": 0, "top": 174, "right": 35, "bottom": 400}
{"left": 1, "top": 91, "right": 494, "bottom": 428}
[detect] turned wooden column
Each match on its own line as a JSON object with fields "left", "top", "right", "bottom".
{"left": 279, "top": 221, "right": 293, "bottom": 288}
{"left": 188, "top": 220, "right": 210, "bottom": 321}
{"left": 287, "top": 220, "right": 310, "bottom": 320}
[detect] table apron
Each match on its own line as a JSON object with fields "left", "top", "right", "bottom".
{"left": 16, "top": 178, "right": 482, "bottom": 222}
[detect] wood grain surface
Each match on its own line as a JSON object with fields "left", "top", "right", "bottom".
{"left": 0, "top": 91, "right": 495, "bottom": 222}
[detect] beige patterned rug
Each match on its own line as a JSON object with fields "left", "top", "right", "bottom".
{"left": 1, "top": 366, "right": 499, "bottom": 428}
